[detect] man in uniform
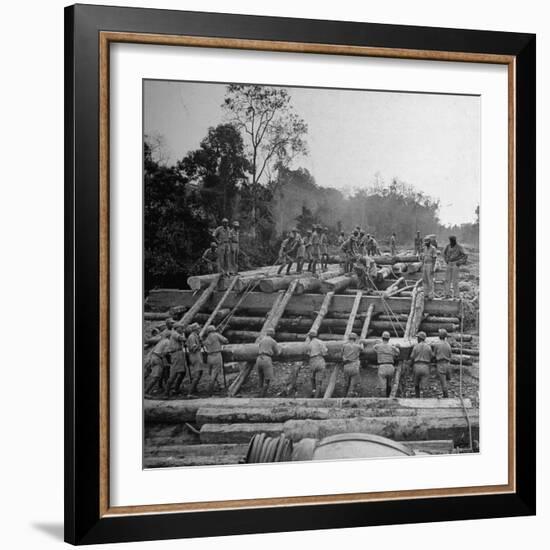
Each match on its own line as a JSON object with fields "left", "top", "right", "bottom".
{"left": 201, "top": 242, "right": 218, "bottom": 274}
{"left": 309, "top": 224, "right": 321, "bottom": 274}
{"left": 370, "top": 235, "right": 381, "bottom": 256}
{"left": 353, "top": 256, "right": 377, "bottom": 290}
{"left": 308, "top": 330, "right": 328, "bottom": 398}
{"left": 164, "top": 324, "right": 188, "bottom": 397}
{"left": 342, "top": 333, "right": 363, "bottom": 397}
{"left": 422, "top": 236, "right": 438, "bottom": 300}
{"left": 213, "top": 218, "right": 231, "bottom": 275}
{"left": 255, "top": 328, "right": 281, "bottom": 397}
{"left": 408, "top": 331, "right": 433, "bottom": 398}
{"left": 337, "top": 231, "right": 346, "bottom": 270}
{"left": 414, "top": 230, "right": 423, "bottom": 256}
{"left": 294, "top": 228, "right": 306, "bottom": 273}
{"left": 443, "top": 235, "right": 468, "bottom": 299}
{"left": 276, "top": 231, "right": 291, "bottom": 275}
{"left": 432, "top": 328, "right": 453, "bottom": 397}
{"left": 229, "top": 220, "right": 240, "bottom": 275}
{"left": 186, "top": 323, "right": 205, "bottom": 396}
{"left": 145, "top": 332, "right": 170, "bottom": 396}
{"left": 340, "top": 233, "right": 357, "bottom": 273}
{"left": 303, "top": 229, "right": 313, "bottom": 271}
{"left": 390, "top": 232, "right": 397, "bottom": 256}
{"left": 319, "top": 226, "right": 329, "bottom": 272}
{"left": 203, "top": 325, "right": 229, "bottom": 395}
{"left": 373, "top": 331, "right": 401, "bottom": 397}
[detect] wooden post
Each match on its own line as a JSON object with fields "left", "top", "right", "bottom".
{"left": 178, "top": 275, "right": 220, "bottom": 328}
{"left": 359, "top": 303, "right": 375, "bottom": 340}
{"left": 306, "top": 291, "right": 334, "bottom": 343}
{"left": 344, "top": 291, "right": 363, "bottom": 339}
{"left": 199, "top": 277, "right": 240, "bottom": 339}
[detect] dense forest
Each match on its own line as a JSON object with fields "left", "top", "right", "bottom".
{"left": 144, "top": 84, "right": 479, "bottom": 291}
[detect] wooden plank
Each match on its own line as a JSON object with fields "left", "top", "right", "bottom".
{"left": 360, "top": 304, "right": 375, "bottom": 340}
{"left": 177, "top": 275, "right": 220, "bottom": 328}
{"left": 306, "top": 291, "right": 334, "bottom": 343}
{"left": 344, "top": 290, "right": 363, "bottom": 339}
{"left": 199, "top": 276, "right": 240, "bottom": 338}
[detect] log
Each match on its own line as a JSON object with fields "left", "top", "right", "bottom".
{"left": 307, "top": 291, "right": 334, "bottom": 342}
{"left": 344, "top": 290, "right": 363, "bottom": 339}
{"left": 382, "top": 277, "right": 405, "bottom": 298}
{"left": 259, "top": 274, "right": 300, "bottom": 293}
{"left": 370, "top": 321, "right": 458, "bottom": 333}
{"left": 144, "top": 311, "right": 171, "bottom": 321}
{"left": 376, "top": 266, "right": 392, "bottom": 281}
{"left": 199, "top": 276, "right": 240, "bottom": 338}
{"left": 424, "top": 316, "right": 460, "bottom": 324}
{"left": 187, "top": 266, "right": 282, "bottom": 291}
{"left": 321, "top": 275, "right": 355, "bottom": 293}
{"left": 144, "top": 397, "right": 473, "bottom": 423}
{"left": 283, "top": 414, "right": 479, "bottom": 444}
{"left": 224, "top": 330, "right": 345, "bottom": 343}
{"left": 200, "top": 423, "right": 284, "bottom": 444}
{"left": 145, "top": 290, "right": 461, "bottom": 317}
{"left": 451, "top": 347, "right": 479, "bottom": 357}
{"left": 259, "top": 269, "right": 343, "bottom": 294}
{"left": 360, "top": 304, "right": 375, "bottom": 340}
{"left": 392, "top": 262, "right": 408, "bottom": 274}
{"left": 178, "top": 276, "right": 220, "bottom": 328}
{"left": 378, "top": 314, "right": 409, "bottom": 322}
{"left": 195, "top": 405, "right": 474, "bottom": 426}
{"left": 407, "top": 262, "right": 423, "bottom": 274}
{"left": 373, "top": 254, "right": 420, "bottom": 265}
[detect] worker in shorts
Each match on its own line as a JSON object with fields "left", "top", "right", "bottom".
{"left": 342, "top": 333, "right": 363, "bottom": 397}
{"left": 255, "top": 328, "right": 281, "bottom": 397}
{"left": 373, "top": 331, "right": 401, "bottom": 397}
{"left": 308, "top": 330, "right": 328, "bottom": 398}
{"left": 145, "top": 333, "right": 170, "bottom": 396}
{"left": 203, "top": 325, "right": 229, "bottom": 395}
{"left": 164, "top": 324, "right": 188, "bottom": 397}
{"left": 422, "top": 236, "right": 438, "bottom": 299}
{"left": 408, "top": 331, "right": 433, "bottom": 398}
{"left": 229, "top": 220, "right": 240, "bottom": 275}
{"left": 432, "top": 328, "right": 453, "bottom": 397}
{"left": 186, "top": 323, "right": 205, "bottom": 396}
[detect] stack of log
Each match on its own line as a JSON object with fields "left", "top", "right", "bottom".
{"left": 143, "top": 397, "right": 478, "bottom": 467}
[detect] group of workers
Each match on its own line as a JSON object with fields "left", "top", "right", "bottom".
{"left": 144, "top": 318, "right": 229, "bottom": 398}
{"left": 201, "top": 218, "right": 240, "bottom": 276}
{"left": 276, "top": 224, "right": 330, "bottom": 276}
{"left": 144, "top": 318, "right": 455, "bottom": 399}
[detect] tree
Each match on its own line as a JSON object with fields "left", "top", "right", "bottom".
{"left": 222, "top": 84, "right": 308, "bottom": 236}
{"left": 178, "top": 124, "right": 249, "bottom": 222}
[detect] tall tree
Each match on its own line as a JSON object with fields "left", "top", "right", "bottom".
{"left": 178, "top": 123, "right": 249, "bottom": 222}
{"left": 222, "top": 84, "right": 308, "bottom": 236}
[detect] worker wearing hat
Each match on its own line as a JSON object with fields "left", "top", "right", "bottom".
{"left": 373, "top": 331, "right": 401, "bottom": 397}
{"left": 186, "top": 323, "right": 206, "bottom": 396}
{"left": 163, "top": 324, "right": 188, "bottom": 397}
{"left": 303, "top": 229, "right": 313, "bottom": 271}
{"left": 308, "top": 329, "right": 329, "bottom": 398}
{"left": 421, "top": 236, "right": 438, "bottom": 300}
{"left": 309, "top": 224, "right": 321, "bottom": 275}
{"left": 409, "top": 331, "right": 433, "bottom": 398}
{"left": 294, "top": 228, "right": 306, "bottom": 274}
{"left": 201, "top": 242, "right": 219, "bottom": 274}
{"left": 340, "top": 233, "right": 357, "bottom": 274}
{"left": 213, "top": 217, "right": 231, "bottom": 276}
{"left": 255, "top": 327, "right": 281, "bottom": 397}
{"left": 432, "top": 328, "right": 453, "bottom": 397}
{"left": 145, "top": 329, "right": 171, "bottom": 396}
{"left": 443, "top": 235, "right": 468, "bottom": 299}
{"left": 228, "top": 220, "right": 241, "bottom": 275}
{"left": 319, "top": 226, "right": 329, "bottom": 272}
{"left": 202, "top": 325, "right": 228, "bottom": 395}
{"left": 342, "top": 332, "right": 364, "bottom": 397}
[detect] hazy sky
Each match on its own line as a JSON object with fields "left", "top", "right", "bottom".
{"left": 144, "top": 80, "right": 480, "bottom": 226}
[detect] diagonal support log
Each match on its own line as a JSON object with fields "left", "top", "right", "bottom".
{"left": 305, "top": 291, "right": 334, "bottom": 343}
{"left": 199, "top": 276, "right": 240, "bottom": 339}
{"left": 359, "top": 303, "right": 375, "bottom": 340}
{"left": 228, "top": 281, "right": 299, "bottom": 397}
{"left": 178, "top": 275, "right": 220, "bottom": 329}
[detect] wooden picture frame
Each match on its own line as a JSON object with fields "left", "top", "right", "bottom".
{"left": 65, "top": 3, "right": 535, "bottom": 545}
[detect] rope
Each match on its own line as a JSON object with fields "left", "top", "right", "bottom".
{"left": 365, "top": 271, "right": 406, "bottom": 337}
{"left": 216, "top": 278, "right": 261, "bottom": 333}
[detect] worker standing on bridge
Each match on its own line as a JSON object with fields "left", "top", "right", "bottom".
{"left": 203, "top": 325, "right": 229, "bottom": 395}
{"left": 409, "top": 331, "right": 433, "bottom": 398}
{"left": 295, "top": 228, "right": 306, "bottom": 274}
{"left": 340, "top": 234, "right": 356, "bottom": 273}
{"left": 163, "top": 324, "right": 188, "bottom": 397}
{"left": 309, "top": 224, "right": 321, "bottom": 274}
{"left": 342, "top": 333, "right": 363, "bottom": 397}
{"left": 229, "top": 220, "right": 240, "bottom": 275}
{"left": 186, "top": 323, "right": 205, "bottom": 396}
{"left": 390, "top": 232, "right": 397, "bottom": 256}
{"left": 277, "top": 231, "right": 292, "bottom": 275}
{"left": 255, "top": 328, "right": 281, "bottom": 397}
{"left": 422, "top": 236, "right": 437, "bottom": 300}
{"left": 201, "top": 242, "right": 218, "bottom": 274}
{"left": 303, "top": 229, "right": 313, "bottom": 271}
{"left": 213, "top": 218, "right": 231, "bottom": 276}
{"left": 414, "top": 230, "right": 423, "bottom": 256}
{"left": 308, "top": 330, "right": 328, "bottom": 398}
{"left": 373, "top": 331, "right": 401, "bottom": 397}
{"left": 443, "top": 235, "right": 468, "bottom": 299}
{"left": 145, "top": 332, "right": 171, "bottom": 396}
{"left": 320, "top": 226, "right": 329, "bottom": 272}
{"left": 432, "top": 328, "right": 453, "bottom": 397}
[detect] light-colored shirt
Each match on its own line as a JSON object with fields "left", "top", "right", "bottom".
{"left": 422, "top": 245, "right": 438, "bottom": 266}
{"left": 186, "top": 332, "right": 201, "bottom": 353}
{"left": 152, "top": 338, "right": 170, "bottom": 356}
{"left": 373, "top": 342, "right": 400, "bottom": 364}
{"left": 432, "top": 340, "right": 452, "bottom": 362}
{"left": 203, "top": 332, "right": 228, "bottom": 354}
{"left": 258, "top": 335, "right": 281, "bottom": 357}
{"left": 343, "top": 341, "right": 362, "bottom": 362}
{"left": 309, "top": 337, "right": 328, "bottom": 358}
{"left": 214, "top": 225, "right": 231, "bottom": 244}
{"left": 230, "top": 229, "right": 239, "bottom": 244}
{"left": 443, "top": 243, "right": 467, "bottom": 264}
{"left": 167, "top": 331, "right": 186, "bottom": 353}
{"left": 410, "top": 342, "right": 433, "bottom": 363}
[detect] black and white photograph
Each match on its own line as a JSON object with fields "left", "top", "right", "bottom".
{"left": 142, "top": 79, "right": 480, "bottom": 468}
